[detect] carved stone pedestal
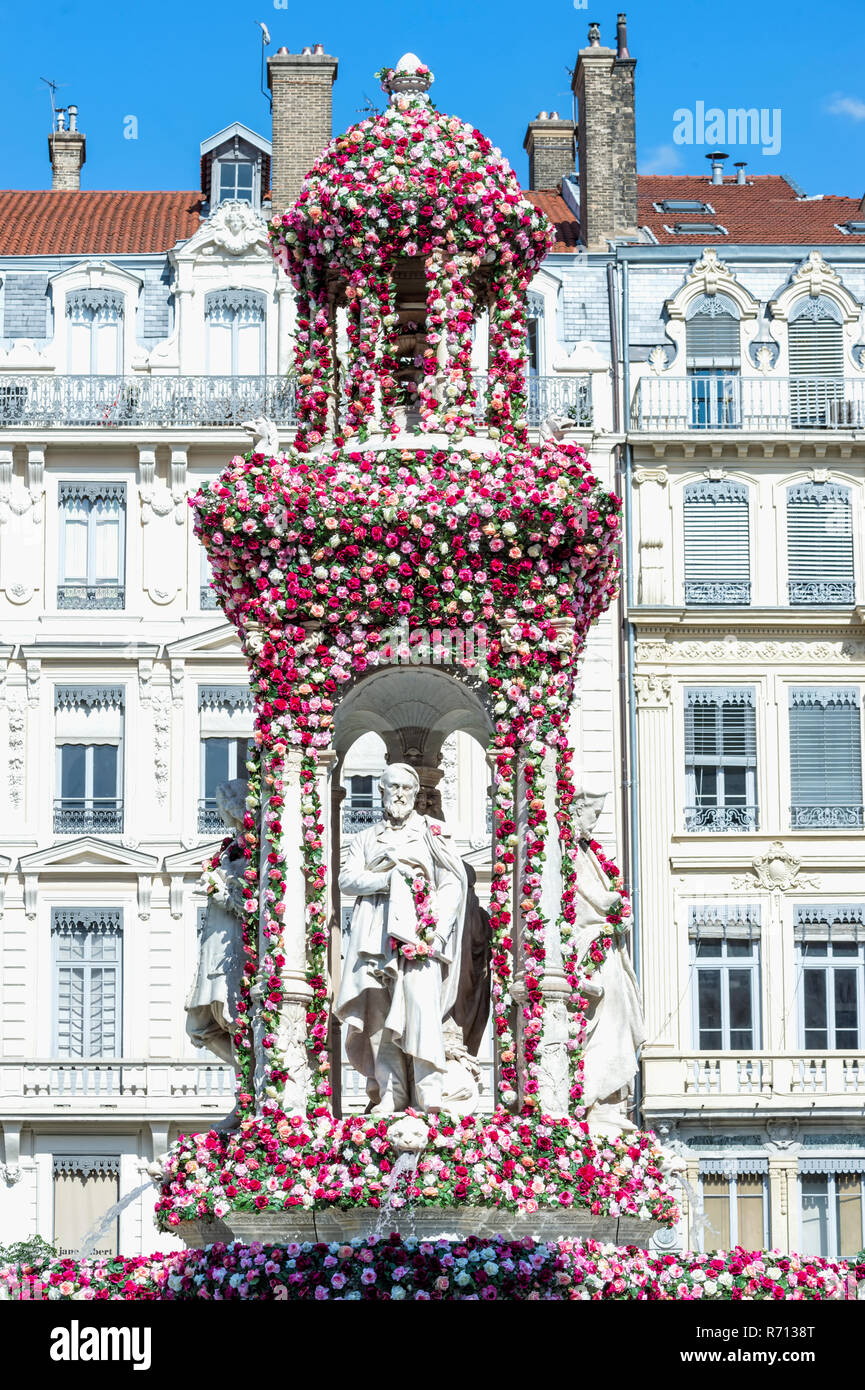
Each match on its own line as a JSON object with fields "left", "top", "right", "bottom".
{"left": 177, "top": 1207, "right": 661, "bottom": 1250}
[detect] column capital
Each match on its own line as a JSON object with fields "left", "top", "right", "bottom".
{"left": 634, "top": 673, "right": 672, "bottom": 708}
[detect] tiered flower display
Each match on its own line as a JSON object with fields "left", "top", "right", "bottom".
{"left": 192, "top": 437, "right": 622, "bottom": 1116}
{"left": 173, "top": 52, "right": 674, "bottom": 1242}
{"left": 3, "top": 1240, "right": 858, "bottom": 1301}
{"left": 269, "top": 64, "right": 552, "bottom": 442}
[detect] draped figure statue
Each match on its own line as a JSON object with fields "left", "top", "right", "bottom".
{"left": 573, "top": 788, "right": 647, "bottom": 1137}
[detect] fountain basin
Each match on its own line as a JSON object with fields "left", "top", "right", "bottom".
{"left": 176, "top": 1207, "right": 662, "bottom": 1249}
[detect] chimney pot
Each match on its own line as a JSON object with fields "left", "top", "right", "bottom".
{"left": 707, "top": 150, "right": 728, "bottom": 185}
{"left": 301, "top": 46, "right": 313, "bottom": 55}
{"left": 734, "top": 160, "right": 747, "bottom": 185}
{"left": 276, "top": 46, "right": 290, "bottom": 54}
{"left": 550, "top": 110, "right": 559, "bottom": 120}
{"left": 588, "top": 22, "right": 601, "bottom": 46}
{"left": 616, "top": 13, "right": 630, "bottom": 58}
{"left": 538, "top": 110, "right": 549, "bottom": 120}
{"left": 313, "top": 43, "right": 324, "bottom": 54}
{"left": 48, "top": 103, "right": 85, "bottom": 190}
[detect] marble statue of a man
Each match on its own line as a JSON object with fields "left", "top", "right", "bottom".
{"left": 573, "top": 788, "right": 646, "bottom": 1137}
{"left": 185, "top": 779, "right": 248, "bottom": 1065}
{"left": 336, "top": 763, "right": 468, "bottom": 1114}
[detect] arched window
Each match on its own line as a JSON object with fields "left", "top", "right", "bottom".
{"left": 205, "top": 288, "right": 266, "bottom": 376}
{"left": 786, "top": 482, "right": 855, "bottom": 604}
{"left": 66, "top": 289, "right": 123, "bottom": 375}
{"left": 788, "top": 296, "right": 845, "bottom": 427}
{"left": 685, "top": 293, "right": 741, "bottom": 429}
{"left": 683, "top": 480, "right": 750, "bottom": 605}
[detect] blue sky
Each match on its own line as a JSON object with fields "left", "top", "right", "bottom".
{"left": 2, "top": 0, "right": 864, "bottom": 196}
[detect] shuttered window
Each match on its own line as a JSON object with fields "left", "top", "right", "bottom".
{"left": 684, "top": 688, "right": 758, "bottom": 831}
{"left": 789, "top": 688, "right": 863, "bottom": 828}
{"left": 53, "top": 909, "right": 122, "bottom": 1058}
{"left": 788, "top": 296, "right": 845, "bottom": 427}
{"left": 787, "top": 483, "right": 855, "bottom": 604}
{"left": 683, "top": 480, "right": 750, "bottom": 604}
{"left": 686, "top": 295, "right": 741, "bottom": 430}
{"left": 59, "top": 482, "right": 126, "bottom": 610}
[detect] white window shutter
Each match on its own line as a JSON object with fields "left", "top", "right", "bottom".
{"left": 684, "top": 481, "right": 750, "bottom": 604}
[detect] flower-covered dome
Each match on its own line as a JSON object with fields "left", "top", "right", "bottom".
{"left": 269, "top": 56, "right": 554, "bottom": 446}
{"left": 271, "top": 54, "right": 551, "bottom": 282}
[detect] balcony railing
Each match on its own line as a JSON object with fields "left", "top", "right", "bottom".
{"left": 632, "top": 375, "right": 865, "bottom": 432}
{"left": 644, "top": 1051, "right": 865, "bottom": 1104}
{"left": 342, "top": 805, "right": 382, "bottom": 835}
{"left": 198, "top": 799, "right": 230, "bottom": 835}
{"left": 788, "top": 580, "right": 856, "bottom": 606}
{"left": 0, "top": 372, "right": 592, "bottom": 431}
{"left": 0, "top": 1059, "right": 235, "bottom": 1107}
{"left": 685, "top": 581, "right": 751, "bottom": 606}
{"left": 684, "top": 805, "right": 759, "bottom": 832}
{"left": 54, "top": 800, "right": 123, "bottom": 835}
{"left": 790, "top": 804, "right": 865, "bottom": 830}
{"left": 57, "top": 583, "right": 125, "bottom": 610}
{"left": 0, "top": 375, "right": 297, "bottom": 428}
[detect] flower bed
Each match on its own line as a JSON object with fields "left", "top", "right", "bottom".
{"left": 2, "top": 1238, "right": 858, "bottom": 1301}
{"left": 154, "top": 1109, "right": 678, "bottom": 1230}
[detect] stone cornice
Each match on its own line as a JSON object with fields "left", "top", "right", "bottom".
{"left": 628, "top": 609, "right": 864, "bottom": 632}
{"left": 628, "top": 436, "right": 865, "bottom": 462}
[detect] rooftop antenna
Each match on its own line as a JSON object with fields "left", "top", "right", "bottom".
{"left": 40, "top": 75, "right": 69, "bottom": 129}
{"left": 257, "top": 22, "right": 272, "bottom": 109}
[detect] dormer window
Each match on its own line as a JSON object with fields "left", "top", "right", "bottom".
{"left": 200, "top": 123, "right": 272, "bottom": 212}
{"left": 66, "top": 289, "right": 123, "bottom": 375}
{"left": 218, "top": 160, "right": 254, "bottom": 205}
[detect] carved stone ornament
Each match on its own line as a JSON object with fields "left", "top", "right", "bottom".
{"left": 242, "top": 416, "right": 281, "bottom": 457}
{"left": 732, "top": 841, "right": 820, "bottom": 893}
{"left": 665, "top": 248, "right": 760, "bottom": 322}
{"left": 766, "top": 1118, "right": 800, "bottom": 1151}
{"left": 634, "top": 674, "right": 672, "bottom": 708}
{"left": 194, "top": 201, "right": 272, "bottom": 259}
{"left": 769, "top": 250, "right": 862, "bottom": 323}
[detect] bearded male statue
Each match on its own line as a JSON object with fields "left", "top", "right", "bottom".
{"left": 336, "top": 763, "right": 469, "bottom": 1114}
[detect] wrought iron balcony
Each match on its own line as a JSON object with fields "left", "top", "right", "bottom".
{"left": 198, "top": 799, "right": 230, "bottom": 834}
{"left": 632, "top": 375, "right": 865, "bottom": 433}
{"left": 472, "top": 373, "right": 592, "bottom": 428}
{"left": 684, "top": 805, "right": 759, "bottom": 832}
{"left": 685, "top": 581, "right": 751, "bottom": 606}
{"left": 788, "top": 580, "right": 855, "bottom": 606}
{"left": 790, "top": 804, "right": 865, "bottom": 829}
{"left": 54, "top": 800, "right": 123, "bottom": 834}
{"left": 57, "top": 583, "right": 125, "bottom": 610}
{"left": 342, "top": 805, "right": 382, "bottom": 835}
{"left": 0, "top": 374, "right": 297, "bottom": 428}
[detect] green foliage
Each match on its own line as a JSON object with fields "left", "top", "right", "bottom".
{"left": 0, "top": 1235, "right": 57, "bottom": 1268}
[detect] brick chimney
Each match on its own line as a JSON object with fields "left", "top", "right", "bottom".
{"left": 48, "top": 104, "right": 86, "bottom": 191}
{"left": 267, "top": 44, "right": 338, "bottom": 214}
{"left": 523, "top": 111, "right": 576, "bottom": 190}
{"left": 572, "top": 14, "right": 638, "bottom": 250}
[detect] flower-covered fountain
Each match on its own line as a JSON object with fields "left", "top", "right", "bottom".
{"left": 157, "top": 54, "right": 679, "bottom": 1249}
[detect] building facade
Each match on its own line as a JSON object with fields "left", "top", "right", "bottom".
{"left": 1, "top": 15, "right": 861, "bottom": 1261}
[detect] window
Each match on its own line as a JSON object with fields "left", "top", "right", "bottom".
{"left": 66, "top": 289, "right": 123, "bottom": 375}
{"left": 198, "top": 686, "right": 254, "bottom": 833}
{"left": 54, "top": 686, "right": 123, "bottom": 834}
{"left": 795, "top": 907, "right": 865, "bottom": 1049}
{"left": 673, "top": 222, "right": 726, "bottom": 236}
{"left": 58, "top": 482, "right": 125, "bottom": 610}
{"left": 788, "top": 296, "right": 845, "bottom": 428}
{"left": 52, "top": 908, "right": 122, "bottom": 1058}
{"left": 205, "top": 288, "right": 266, "bottom": 377}
{"left": 343, "top": 774, "right": 383, "bottom": 833}
{"left": 217, "top": 160, "right": 254, "bottom": 204}
{"left": 684, "top": 687, "right": 757, "bottom": 831}
{"left": 658, "top": 199, "right": 712, "bottom": 214}
{"left": 690, "top": 905, "right": 761, "bottom": 1049}
{"left": 526, "top": 291, "right": 544, "bottom": 377}
{"left": 800, "top": 1165, "right": 865, "bottom": 1258}
{"left": 789, "top": 688, "right": 863, "bottom": 829}
{"left": 683, "top": 480, "right": 750, "bottom": 604}
{"left": 694, "top": 1162, "right": 768, "bottom": 1252}
{"left": 199, "top": 544, "right": 219, "bottom": 610}
{"left": 53, "top": 1155, "right": 120, "bottom": 1259}
{"left": 685, "top": 294, "right": 740, "bottom": 430}
{"left": 786, "top": 482, "right": 855, "bottom": 605}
